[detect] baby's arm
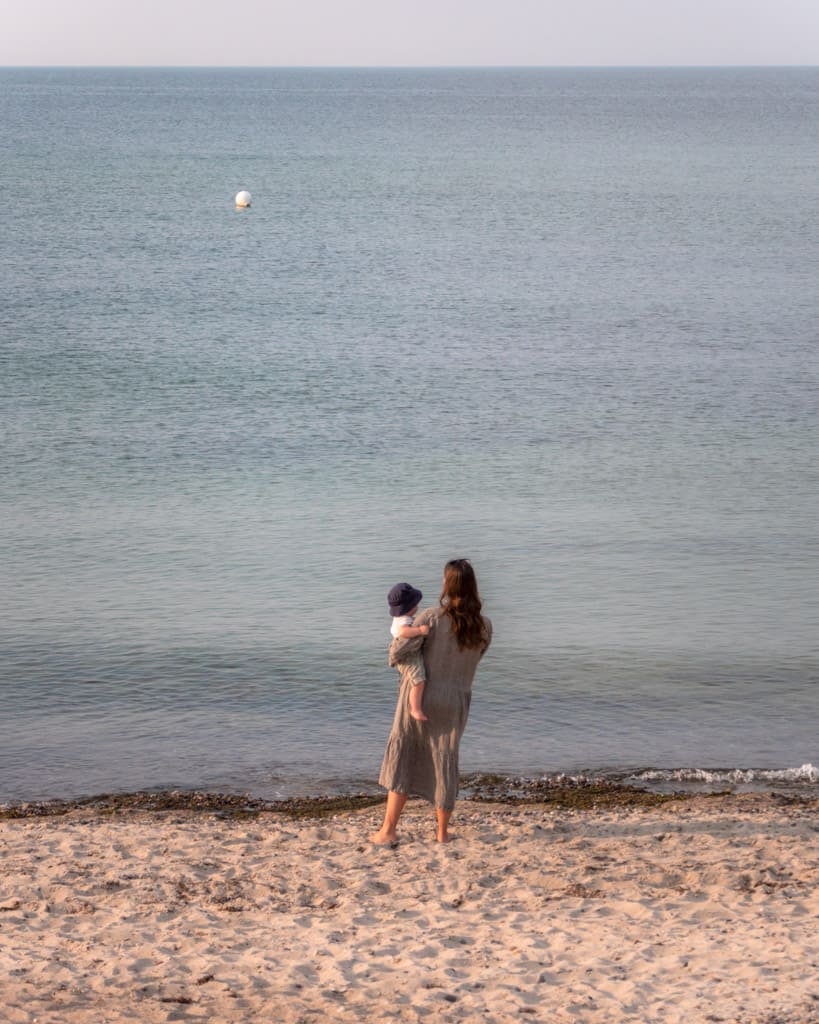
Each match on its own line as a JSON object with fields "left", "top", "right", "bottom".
{"left": 396, "top": 623, "right": 430, "bottom": 639}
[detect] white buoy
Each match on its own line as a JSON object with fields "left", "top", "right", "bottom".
{"left": 235, "top": 190, "right": 252, "bottom": 208}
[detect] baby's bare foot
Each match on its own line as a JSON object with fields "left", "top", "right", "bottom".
{"left": 410, "top": 710, "right": 429, "bottom": 721}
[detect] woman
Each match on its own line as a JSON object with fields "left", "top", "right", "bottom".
{"left": 372, "top": 558, "right": 492, "bottom": 845}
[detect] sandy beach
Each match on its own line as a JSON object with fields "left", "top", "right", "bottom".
{"left": 2, "top": 792, "right": 818, "bottom": 1023}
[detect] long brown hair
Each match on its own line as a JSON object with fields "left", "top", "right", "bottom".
{"left": 440, "top": 558, "right": 488, "bottom": 651}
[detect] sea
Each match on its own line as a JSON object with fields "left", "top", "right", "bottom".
{"left": 1, "top": 66, "right": 817, "bottom": 805}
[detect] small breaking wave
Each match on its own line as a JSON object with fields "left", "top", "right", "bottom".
{"left": 462, "top": 764, "right": 819, "bottom": 801}
{"left": 625, "top": 763, "right": 819, "bottom": 789}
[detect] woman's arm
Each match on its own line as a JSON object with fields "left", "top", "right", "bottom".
{"left": 388, "top": 607, "right": 436, "bottom": 665}
{"left": 479, "top": 616, "right": 492, "bottom": 658}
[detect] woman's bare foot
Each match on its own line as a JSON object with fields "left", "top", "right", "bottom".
{"left": 435, "top": 808, "right": 453, "bottom": 844}
{"left": 410, "top": 710, "right": 429, "bottom": 721}
{"left": 370, "top": 829, "right": 399, "bottom": 847}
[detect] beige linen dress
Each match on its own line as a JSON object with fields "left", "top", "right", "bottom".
{"left": 378, "top": 606, "right": 492, "bottom": 811}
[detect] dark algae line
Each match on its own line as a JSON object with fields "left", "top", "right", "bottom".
{"left": 0, "top": 778, "right": 775, "bottom": 820}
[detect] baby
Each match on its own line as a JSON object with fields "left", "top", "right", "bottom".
{"left": 387, "top": 582, "right": 430, "bottom": 722}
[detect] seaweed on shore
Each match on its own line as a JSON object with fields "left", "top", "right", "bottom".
{"left": 461, "top": 774, "right": 688, "bottom": 809}
{"left": 4, "top": 780, "right": 814, "bottom": 822}
{"left": 0, "top": 784, "right": 680, "bottom": 819}
{"left": 0, "top": 785, "right": 674, "bottom": 819}
{"left": 0, "top": 790, "right": 384, "bottom": 821}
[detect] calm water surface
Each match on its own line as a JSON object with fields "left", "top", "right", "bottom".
{"left": 1, "top": 68, "right": 817, "bottom": 802}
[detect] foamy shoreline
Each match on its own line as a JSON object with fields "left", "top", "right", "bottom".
{"left": 2, "top": 793, "right": 818, "bottom": 1023}
{"left": 6, "top": 762, "right": 818, "bottom": 814}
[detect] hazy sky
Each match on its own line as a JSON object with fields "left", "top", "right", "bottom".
{"left": 3, "top": 0, "right": 818, "bottom": 67}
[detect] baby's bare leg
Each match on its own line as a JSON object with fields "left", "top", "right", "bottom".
{"left": 409, "top": 681, "right": 428, "bottom": 721}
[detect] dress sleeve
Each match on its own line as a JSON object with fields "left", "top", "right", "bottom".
{"left": 414, "top": 607, "right": 435, "bottom": 628}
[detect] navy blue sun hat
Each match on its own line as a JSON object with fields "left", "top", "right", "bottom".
{"left": 388, "top": 582, "right": 423, "bottom": 617}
